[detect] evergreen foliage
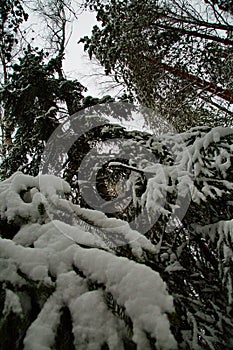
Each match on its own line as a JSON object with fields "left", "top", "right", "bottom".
{"left": 0, "top": 123, "right": 232, "bottom": 349}
{"left": 0, "top": 1, "right": 233, "bottom": 349}
{"left": 81, "top": 0, "right": 233, "bottom": 130}
{"left": 1, "top": 47, "right": 85, "bottom": 177}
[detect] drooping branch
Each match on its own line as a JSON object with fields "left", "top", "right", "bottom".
{"left": 204, "top": 0, "right": 233, "bottom": 15}
{"left": 166, "top": 9, "right": 233, "bottom": 31}
{"left": 140, "top": 55, "right": 233, "bottom": 103}
{"left": 152, "top": 22, "right": 233, "bottom": 46}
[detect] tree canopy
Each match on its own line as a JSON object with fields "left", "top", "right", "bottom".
{"left": 0, "top": 1, "right": 233, "bottom": 350}
{"left": 81, "top": 0, "right": 233, "bottom": 130}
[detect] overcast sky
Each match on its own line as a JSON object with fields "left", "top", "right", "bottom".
{"left": 62, "top": 10, "right": 157, "bottom": 132}
{"left": 63, "top": 10, "right": 122, "bottom": 98}
{"left": 63, "top": 11, "right": 98, "bottom": 95}
{"left": 24, "top": 6, "right": 151, "bottom": 131}
{"left": 24, "top": 5, "right": 120, "bottom": 98}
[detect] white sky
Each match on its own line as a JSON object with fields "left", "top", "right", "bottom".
{"left": 22, "top": 6, "right": 153, "bottom": 132}
{"left": 62, "top": 11, "right": 165, "bottom": 132}
{"left": 63, "top": 11, "right": 122, "bottom": 98}
{"left": 63, "top": 11, "right": 99, "bottom": 96}
{"left": 23, "top": 5, "right": 121, "bottom": 98}
{"left": 62, "top": 11, "right": 150, "bottom": 131}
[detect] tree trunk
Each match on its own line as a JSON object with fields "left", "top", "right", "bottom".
{"left": 153, "top": 22, "right": 233, "bottom": 46}
{"left": 140, "top": 55, "right": 233, "bottom": 103}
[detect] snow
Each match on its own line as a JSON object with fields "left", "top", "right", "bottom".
{"left": 13, "top": 223, "right": 44, "bottom": 247}
{"left": 3, "top": 231, "right": 175, "bottom": 348}
{"left": 69, "top": 290, "right": 126, "bottom": 350}
{"left": 73, "top": 248, "right": 176, "bottom": 349}
{"left": 23, "top": 272, "right": 87, "bottom": 350}
{"left": 165, "top": 261, "right": 186, "bottom": 273}
{"left": 24, "top": 291, "right": 63, "bottom": 350}
{"left": 72, "top": 202, "right": 157, "bottom": 257}
{"left": 0, "top": 256, "right": 25, "bottom": 286}
{"left": 0, "top": 238, "right": 51, "bottom": 283}
{"left": 0, "top": 124, "right": 232, "bottom": 349}
{"left": 130, "top": 126, "right": 233, "bottom": 228}
{"left": 0, "top": 171, "right": 157, "bottom": 259}
{"left": 33, "top": 220, "right": 108, "bottom": 249}
{"left": 194, "top": 219, "right": 233, "bottom": 243}
{"left": 193, "top": 219, "right": 233, "bottom": 304}
{"left": 0, "top": 172, "right": 176, "bottom": 350}
{"left": 3, "top": 289, "right": 23, "bottom": 316}
{"left": 0, "top": 172, "right": 70, "bottom": 222}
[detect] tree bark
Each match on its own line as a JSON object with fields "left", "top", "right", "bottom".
{"left": 140, "top": 55, "right": 233, "bottom": 103}
{"left": 153, "top": 22, "right": 233, "bottom": 46}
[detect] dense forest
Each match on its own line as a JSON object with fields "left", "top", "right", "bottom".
{"left": 0, "top": 1, "right": 232, "bottom": 349}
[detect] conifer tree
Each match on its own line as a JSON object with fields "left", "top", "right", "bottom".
{"left": 0, "top": 1, "right": 232, "bottom": 350}
{"left": 81, "top": 0, "right": 233, "bottom": 130}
